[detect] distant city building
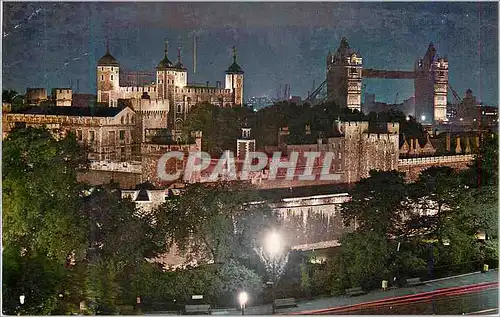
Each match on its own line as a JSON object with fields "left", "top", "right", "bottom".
{"left": 246, "top": 96, "right": 274, "bottom": 109}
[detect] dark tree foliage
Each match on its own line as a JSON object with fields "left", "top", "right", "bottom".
{"left": 340, "top": 170, "right": 410, "bottom": 237}
{"left": 157, "top": 182, "right": 276, "bottom": 265}
{"left": 461, "top": 133, "right": 498, "bottom": 187}
{"left": 3, "top": 127, "right": 87, "bottom": 263}
{"left": 2, "top": 128, "right": 168, "bottom": 315}
{"left": 182, "top": 102, "right": 252, "bottom": 156}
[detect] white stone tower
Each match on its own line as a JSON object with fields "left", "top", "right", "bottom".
{"left": 236, "top": 126, "right": 255, "bottom": 160}
{"left": 96, "top": 42, "right": 120, "bottom": 106}
{"left": 225, "top": 46, "right": 244, "bottom": 106}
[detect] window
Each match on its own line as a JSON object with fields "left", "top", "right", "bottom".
{"left": 89, "top": 131, "right": 95, "bottom": 142}
{"left": 338, "top": 164, "right": 342, "bottom": 170}
{"left": 109, "top": 131, "right": 116, "bottom": 144}
{"left": 76, "top": 130, "right": 83, "bottom": 141}
{"left": 119, "top": 130, "right": 125, "bottom": 140}
{"left": 338, "top": 152, "right": 342, "bottom": 159}
{"left": 101, "top": 75, "right": 104, "bottom": 81}
{"left": 177, "top": 104, "right": 182, "bottom": 113}
{"left": 111, "top": 75, "right": 114, "bottom": 81}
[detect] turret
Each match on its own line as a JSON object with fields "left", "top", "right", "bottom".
{"left": 96, "top": 41, "right": 120, "bottom": 106}
{"left": 156, "top": 40, "right": 177, "bottom": 99}
{"left": 174, "top": 46, "right": 187, "bottom": 88}
{"left": 225, "top": 46, "right": 244, "bottom": 106}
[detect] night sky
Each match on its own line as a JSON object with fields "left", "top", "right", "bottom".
{"left": 2, "top": 2, "right": 498, "bottom": 106}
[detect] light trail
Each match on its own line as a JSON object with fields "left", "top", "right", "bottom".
{"left": 290, "top": 281, "right": 499, "bottom": 315}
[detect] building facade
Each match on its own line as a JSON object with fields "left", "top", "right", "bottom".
{"left": 96, "top": 42, "right": 244, "bottom": 135}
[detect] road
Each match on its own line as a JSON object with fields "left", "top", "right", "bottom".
{"left": 294, "top": 282, "right": 498, "bottom": 315}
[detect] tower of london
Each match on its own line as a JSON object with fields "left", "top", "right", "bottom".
{"left": 96, "top": 41, "right": 244, "bottom": 136}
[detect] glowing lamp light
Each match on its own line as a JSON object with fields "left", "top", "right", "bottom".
{"left": 406, "top": 116, "right": 410, "bottom": 121}
{"left": 421, "top": 115, "right": 426, "bottom": 121}
{"left": 460, "top": 118, "right": 463, "bottom": 121}
{"left": 20, "top": 295, "right": 25, "bottom": 305}
{"left": 265, "top": 232, "right": 283, "bottom": 256}
{"left": 442, "top": 239, "right": 450, "bottom": 246}
{"left": 239, "top": 291, "right": 248, "bottom": 307}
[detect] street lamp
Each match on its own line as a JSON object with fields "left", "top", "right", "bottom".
{"left": 265, "top": 231, "right": 282, "bottom": 314}
{"left": 19, "top": 295, "right": 25, "bottom": 305}
{"left": 239, "top": 291, "right": 248, "bottom": 315}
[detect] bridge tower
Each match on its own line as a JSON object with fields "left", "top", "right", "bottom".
{"left": 326, "top": 38, "right": 363, "bottom": 112}
{"left": 414, "top": 43, "right": 448, "bottom": 123}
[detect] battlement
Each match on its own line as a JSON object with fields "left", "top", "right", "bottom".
{"left": 398, "top": 154, "right": 474, "bottom": 166}
{"left": 89, "top": 160, "right": 142, "bottom": 173}
{"left": 119, "top": 86, "right": 156, "bottom": 93}
{"left": 364, "top": 133, "right": 398, "bottom": 140}
{"left": 176, "top": 86, "right": 231, "bottom": 95}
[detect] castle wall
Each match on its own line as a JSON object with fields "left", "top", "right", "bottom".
{"left": 398, "top": 154, "right": 474, "bottom": 181}
{"left": 77, "top": 169, "right": 142, "bottom": 188}
{"left": 271, "top": 193, "right": 352, "bottom": 248}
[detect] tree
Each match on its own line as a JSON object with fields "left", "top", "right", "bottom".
{"left": 461, "top": 133, "right": 498, "bottom": 187}
{"left": 408, "top": 166, "right": 463, "bottom": 241}
{"left": 79, "top": 183, "right": 169, "bottom": 313}
{"left": 340, "top": 170, "right": 410, "bottom": 237}
{"left": 3, "top": 127, "right": 87, "bottom": 262}
{"left": 182, "top": 102, "right": 250, "bottom": 156}
{"left": 157, "top": 183, "right": 276, "bottom": 265}
{"left": 3, "top": 128, "right": 168, "bottom": 314}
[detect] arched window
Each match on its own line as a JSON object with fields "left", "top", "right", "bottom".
{"left": 101, "top": 75, "right": 104, "bottom": 81}
{"left": 177, "top": 104, "right": 182, "bottom": 113}
{"left": 126, "top": 114, "right": 130, "bottom": 124}
{"left": 121, "top": 116, "right": 124, "bottom": 124}
{"left": 175, "top": 119, "right": 183, "bottom": 131}
{"left": 111, "top": 75, "right": 114, "bottom": 81}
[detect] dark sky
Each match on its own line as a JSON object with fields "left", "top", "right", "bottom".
{"left": 2, "top": 2, "right": 498, "bottom": 106}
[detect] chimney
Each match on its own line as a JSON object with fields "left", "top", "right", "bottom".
{"left": 455, "top": 136, "right": 462, "bottom": 154}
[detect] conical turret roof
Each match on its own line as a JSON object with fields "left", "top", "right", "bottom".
{"left": 226, "top": 46, "right": 244, "bottom": 74}
{"left": 98, "top": 42, "right": 119, "bottom": 67}
{"left": 157, "top": 40, "right": 176, "bottom": 70}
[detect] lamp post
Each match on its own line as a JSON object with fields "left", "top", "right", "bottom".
{"left": 265, "top": 231, "right": 283, "bottom": 314}
{"left": 238, "top": 291, "right": 248, "bottom": 315}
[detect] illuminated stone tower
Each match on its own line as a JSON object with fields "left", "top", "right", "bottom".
{"left": 236, "top": 126, "right": 256, "bottom": 160}
{"left": 225, "top": 46, "right": 244, "bottom": 106}
{"left": 326, "top": 38, "right": 363, "bottom": 112}
{"left": 414, "top": 43, "right": 448, "bottom": 123}
{"left": 96, "top": 42, "right": 120, "bottom": 106}
{"left": 156, "top": 40, "right": 177, "bottom": 101}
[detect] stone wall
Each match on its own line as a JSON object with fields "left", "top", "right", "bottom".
{"left": 398, "top": 154, "right": 474, "bottom": 181}
{"left": 77, "top": 169, "right": 142, "bottom": 188}
{"left": 271, "top": 193, "right": 352, "bottom": 248}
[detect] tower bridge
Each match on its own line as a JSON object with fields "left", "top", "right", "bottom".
{"left": 307, "top": 38, "right": 448, "bottom": 125}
